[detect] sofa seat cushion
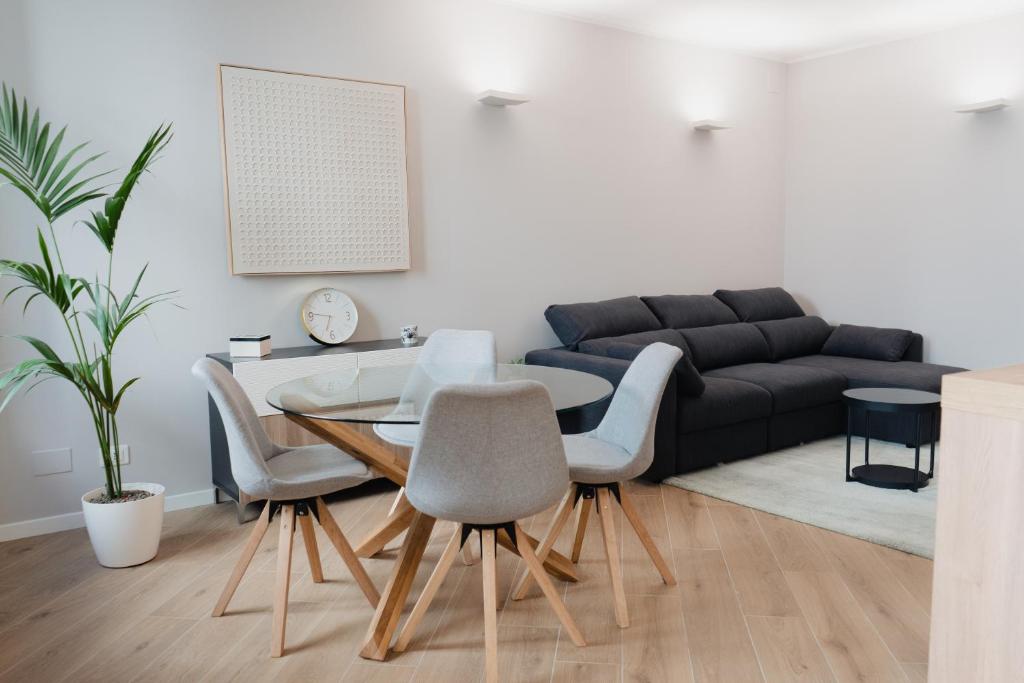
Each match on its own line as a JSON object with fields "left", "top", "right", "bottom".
{"left": 678, "top": 377, "right": 772, "bottom": 432}
{"left": 545, "top": 296, "right": 662, "bottom": 349}
{"left": 780, "top": 355, "right": 965, "bottom": 393}
{"left": 578, "top": 328, "right": 688, "bottom": 357}
{"left": 679, "top": 323, "right": 770, "bottom": 371}
{"left": 641, "top": 294, "right": 738, "bottom": 329}
{"left": 704, "top": 362, "right": 847, "bottom": 413}
{"left": 714, "top": 287, "right": 805, "bottom": 322}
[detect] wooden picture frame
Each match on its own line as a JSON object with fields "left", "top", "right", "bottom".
{"left": 217, "top": 64, "right": 410, "bottom": 275}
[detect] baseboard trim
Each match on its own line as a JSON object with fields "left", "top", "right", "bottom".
{"left": 0, "top": 488, "right": 218, "bottom": 542}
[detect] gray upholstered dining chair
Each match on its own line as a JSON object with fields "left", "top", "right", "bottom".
{"left": 372, "top": 328, "right": 496, "bottom": 563}
{"left": 192, "top": 358, "right": 380, "bottom": 658}
{"left": 391, "top": 381, "right": 585, "bottom": 683}
{"left": 510, "top": 342, "right": 682, "bottom": 628}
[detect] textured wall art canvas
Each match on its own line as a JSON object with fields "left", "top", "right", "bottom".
{"left": 218, "top": 65, "right": 410, "bottom": 274}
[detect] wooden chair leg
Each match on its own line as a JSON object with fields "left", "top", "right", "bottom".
{"left": 514, "top": 522, "right": 586, "bottom": 647}
{"left": 511, "top": 485, "right": 577, "bottom": 601}
{"left": 461, "top": 542, "right": 477, "bottom": 566}
{"left": 596, "top": 488, "right": 628, "bottom": 628}
{"left": 298, "top": 511, "right": 324, "bottom": 583}
{"left": 571, "top": 495, "right": 592, "bottom": 563}
{"left": 271, "top": 504, "right": 296, "bottom": 657}
{"left": 387, "top": 486, "right": 406, "bottom": 516}
{"left": 393, "top": 525, "right": 463, "bottom": 652}
{"left": 315, "top": 498, "right": 381, "bottom": 607}
{"left": 618, "top": 486, "right": 676, "bottom": 586}
{"left": 213, "top": 500, "right": 272, "bottom": 617}
{"left": 354, "top": 495, "right": 416, "bottom": 558}
{"left": 481, "top": 529, "right": 499, "bottom": 683}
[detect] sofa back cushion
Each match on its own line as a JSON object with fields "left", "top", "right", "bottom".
{"left": 714, "top": 287, "right": 805, "bottom": 322}
{"left": 605, "top": 342, "right": 706, "bottom": 397}
{"left": 754, "top": 316, "right": 832, "bottom": 361}
{"left": 578, "top": 328, "right": 688, "bottom": 357}
{"left": 545, "top": 296, "right": 662, "bottom": 349}
{"left": 821, "top": 324, "right": 913, "bottom": 362}
{"left": 640, "top": 294, "right": 738, "bottom": 329}
{"left": 679, "top": 323, "right": 771, "bottom": 371}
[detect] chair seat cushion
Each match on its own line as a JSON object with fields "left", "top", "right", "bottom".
{"left": 704, "top": 362, "right": 847, "bottom": 413}
{"left": 563, "top": 433, "right": 638, "bottom": 484}
{"left": 678, "top": 377, "right": 773, "bottom": 432}
{"left": 374, "top": 422, "right": 419, "bottom": 447}
{"left": 780, "top": 355, "right": 965, "bottom": 392}
{"left": 265, "top": 444, "right": 374, "bottom": 500}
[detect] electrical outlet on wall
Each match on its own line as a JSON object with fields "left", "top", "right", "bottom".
{"left": 97, "top": 445, "right": 130, "bottom": 468}
{"left": 32, "top": 448, "right": 73, "bottom": 476}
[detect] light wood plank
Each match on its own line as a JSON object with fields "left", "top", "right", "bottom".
{"left": 552, "top": 660, "right": 621, "bottom": 683}
{"left": 571, "top": 495, "right": 593, "bottom": 563}
{"left": 746, "top": 615, "right": 834, "bottom": 682}
{"left": 393, "top": 525, "right": 462, "bottom": 652}
{"left": 753, "top": 511, "right": 831, "bottom": 573}
{"left": 298, "top": 510, "right": 324, "bottom": 583}
{"left": 807, "top": 525, "right": 930, "bottom": 664}
{"left": 316, "top": 497, "right": 380, "bottom": 607}
{"left": 623, "top": 595, "right": 694, "bottom": 683}
{"left": 708, "top": 502, "right": 802, "bottom": 618}
{"left": 212, "top": 500, "right": 271, "bottom": 616}
{"left": 674, "top": 547, "right": 765, "bottom": 682}
{"left": 871, "top": 544, "right": 932, "bottom": 616}
{"left": 663, "top": 486, "right": 719, "bottom": 549}
{"left": 62, "top": 615, "right": 196, "bottom": 683}
{"left": 784, "top": 570, "right": 907, "bottom": 682}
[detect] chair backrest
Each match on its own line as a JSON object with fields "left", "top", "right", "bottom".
{"left": 405, "top": 381, "right": 568, "bottom": 525}
{"left": 593, "top": 342, "right": 682, "bottom": 472}
{"left": 192, "top": 358, "right": 279, "bottom": 496}
{"left": 392, "top": 328, "right": 497, "bottom": 417}
{"left": 420, "top": 328, "right": 497, "bottom": 366}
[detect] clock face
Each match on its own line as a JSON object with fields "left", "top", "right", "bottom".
{"left": 301, "top": 288, "right": 358, "bottom": 345}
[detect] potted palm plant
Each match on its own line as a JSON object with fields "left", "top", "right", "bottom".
{"left": 0, "top": 84, "right": 176, "bottom": 567}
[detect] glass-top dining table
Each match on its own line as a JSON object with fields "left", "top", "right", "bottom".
{"left": 266, "top": 362, "right": 614, "bottom": 660}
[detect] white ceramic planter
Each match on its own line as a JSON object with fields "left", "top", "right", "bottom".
{"left": 81, "top": 483, "right": 165, "bottom": 568}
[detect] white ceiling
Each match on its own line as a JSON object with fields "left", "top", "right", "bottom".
{"left": 495, "top": 0, "right": 1024, "bottom": 62}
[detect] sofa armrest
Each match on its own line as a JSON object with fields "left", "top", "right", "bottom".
{"left": 525, "top": 347, "right": 679, "bottom": 482}
{"left": 903, "top": 333, "right": 923, "bottom": 362}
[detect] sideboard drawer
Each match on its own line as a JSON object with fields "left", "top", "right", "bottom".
{"left": 357, "top": 346, "right": 422, "bottom": 368}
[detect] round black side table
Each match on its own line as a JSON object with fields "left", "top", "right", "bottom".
{"left": 842, "top": 387, "right": 940, "bottom": 493}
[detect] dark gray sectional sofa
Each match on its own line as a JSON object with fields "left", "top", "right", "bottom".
{"left": 525, "top": 287, "right": 965, "bottom": 481}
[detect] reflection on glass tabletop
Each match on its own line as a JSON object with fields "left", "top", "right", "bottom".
{"left": 266, "top": 363, "right": 614, "bottom": 424}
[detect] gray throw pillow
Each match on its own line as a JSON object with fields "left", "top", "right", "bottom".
{"left": 821, "top": 324, "right": 913, "bottom": 362}
{"left": 755, "top": 316, "right": 832, "bottom": 360}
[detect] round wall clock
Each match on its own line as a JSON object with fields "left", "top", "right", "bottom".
{"left": 301, "top": 288, "right": 358, "bottom": 345}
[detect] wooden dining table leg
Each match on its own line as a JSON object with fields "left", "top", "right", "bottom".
{"left": 354, "top": 493, "right": 416, "bottom": 558}
{"left": 360, "top": 510, "right": 437, "bottom": 661}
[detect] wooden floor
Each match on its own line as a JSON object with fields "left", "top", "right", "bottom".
{"left": 0, "top": 480, "right": 933, "bottom": 682}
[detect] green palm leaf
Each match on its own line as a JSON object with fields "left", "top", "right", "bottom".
{"left": 81, "top": 124, "right": 172, "bottom": 251}
{"left": 0, "top": 84, "right": 111, "bottom": 222}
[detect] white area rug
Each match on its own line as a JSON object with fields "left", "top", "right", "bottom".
{"left": 664, "top": 435, "right": 938, "bottom": 558}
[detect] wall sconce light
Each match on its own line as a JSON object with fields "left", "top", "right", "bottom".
{"left": 477, "top": 90, "right": 530, "bottom": 107}
{"left": 956, "top": 98, "right": 1011, "bottom": 114}
{"left": 692, "top": 119, "right": 732, "bottom": 131}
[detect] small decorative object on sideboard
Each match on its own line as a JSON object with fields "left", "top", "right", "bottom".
{"left": 400, "top": 324, "right": 418, "bottom": 345}
{"left": 301, "top": 287, "right": 358, "bottom": 345}
{"left": 230, "top": 334, "right": 271, "bottom": 358}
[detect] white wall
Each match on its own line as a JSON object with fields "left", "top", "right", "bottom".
{"left": 785, "top": 14, "right": 1024, "bottom": 368}
{"left": 0, "top": 0, "right": 786, "bottom": 526}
